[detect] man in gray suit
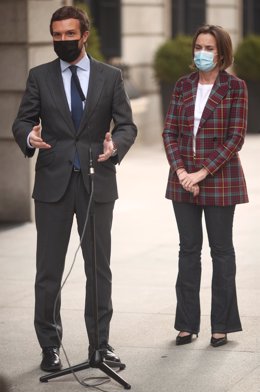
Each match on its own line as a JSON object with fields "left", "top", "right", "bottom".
{"left": 12, "top": 6, "right": 137, "bottom": 372}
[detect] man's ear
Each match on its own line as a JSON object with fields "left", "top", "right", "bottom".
{"left": 82, "top": 31, "right": 89, "bottom": 43}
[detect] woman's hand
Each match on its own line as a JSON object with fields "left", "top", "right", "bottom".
{"left": 192, "top": 184, "right": 200, "bottom": 197}
{"left": 181, "top": 167, "right": 208, "bottom": 188}
{"left": 178, "top": 167, "right": 208, "bottom": 189}
{"left": 177, "top": 168, "right": 201, "bottom": 197}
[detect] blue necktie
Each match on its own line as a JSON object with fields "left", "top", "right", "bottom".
{"left": 69, "top": 65, "right": 84, "bottom": 170}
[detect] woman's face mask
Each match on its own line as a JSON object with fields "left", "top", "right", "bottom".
{"left": 194, "top": 50, "right": 217, "bottom": 72}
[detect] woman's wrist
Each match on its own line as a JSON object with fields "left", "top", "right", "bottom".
{"left": 176, "top": 168, "right": 186, "bottom": 177}
{"left": 200, "top": 167, "right": 208, "bottom": 180}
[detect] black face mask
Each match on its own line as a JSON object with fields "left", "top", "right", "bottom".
{"left": 53, "top": 40, "right": 82, "bottom": 63}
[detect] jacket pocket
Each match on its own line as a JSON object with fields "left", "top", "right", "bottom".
{"left": 99, "top": 160, "right": 116, "bottom": 173}
{"left": 35, "top": 150, "right": 55, "bottom": 170}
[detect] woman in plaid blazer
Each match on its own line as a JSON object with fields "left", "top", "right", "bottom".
{"left": 163, "top": 25, "right": 248, "bottom": 348}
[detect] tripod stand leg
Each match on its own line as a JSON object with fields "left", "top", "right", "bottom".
{"left": 40, "top": 361, "right": 91, "bottom": 382}
{"left": 39, "top": 357, "right": 131, "bottom": 389}
{"left": 98, "top": 362, "right": 131, "bottom": 389}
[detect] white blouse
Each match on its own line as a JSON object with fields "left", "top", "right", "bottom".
{"left": 193, "top": 83, "right": 213, "bottom": 151}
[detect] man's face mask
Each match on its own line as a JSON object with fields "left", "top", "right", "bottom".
{"left": 53, "top": 39, "right": 82, "bottom": 63}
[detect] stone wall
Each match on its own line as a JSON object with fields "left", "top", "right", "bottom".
{"left": 0, "top": 0, "right": 244, "bottom": 222}
{"left": 121, "top": 0, "right": 171, "bottom": 146}
{"left": 0, "top": 0, "right": 70, "bottom": 222}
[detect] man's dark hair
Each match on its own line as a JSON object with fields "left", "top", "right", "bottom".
{"left": 50, "top": 6, "right": 90, "bottom": 35}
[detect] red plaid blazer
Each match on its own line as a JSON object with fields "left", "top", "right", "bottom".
{"left": 163, "top": 71, "right": 249, "bottom": 206}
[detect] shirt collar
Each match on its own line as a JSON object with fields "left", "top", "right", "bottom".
{"left": 60, "top": 54, "right": 90, "bottom": 72}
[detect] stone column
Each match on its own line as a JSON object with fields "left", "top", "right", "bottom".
{"left": 0, "top": 0, "right": 70, "bottom": 222}
{"left": 206, "top": 0, "right": 243, "bottom": 48}
{"left": 121, "top": 0, "right": 169, "bottom": 146}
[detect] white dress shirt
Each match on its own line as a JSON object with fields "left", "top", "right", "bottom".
{"left": 60, "top": 54, "right": 90, "bottom": 110}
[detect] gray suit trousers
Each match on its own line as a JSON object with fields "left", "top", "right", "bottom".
{"left": 34, "top": 170, "right": 114, "bottom": 349}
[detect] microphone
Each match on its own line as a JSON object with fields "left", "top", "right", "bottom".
{"left": 89, "top": 147, "right": 95, "bottom": 176}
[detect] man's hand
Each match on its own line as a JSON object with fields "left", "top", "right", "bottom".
{"left": 98, "top": 132, "right": 114, "bottom": 162}
{"left": 29, "top": 124, "right": 51, "bottom": 149}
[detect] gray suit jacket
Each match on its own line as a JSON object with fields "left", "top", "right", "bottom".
{"left": 12, "top": 56, "right": 137, "bottom": 203}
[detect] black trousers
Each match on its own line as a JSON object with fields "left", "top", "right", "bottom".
{"left": 172, "top": 202, "right": 242, "bottom": 334}
{"left": 34, "top": 171, "right": 114, "bottom": 349}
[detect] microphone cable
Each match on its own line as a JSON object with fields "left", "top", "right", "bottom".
{"left": 51, "top": 150, "right": 112, "bottom": 390}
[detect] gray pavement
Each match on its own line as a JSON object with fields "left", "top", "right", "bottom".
{"left": 0, "top": 135, "right": 260, "bottom": 392}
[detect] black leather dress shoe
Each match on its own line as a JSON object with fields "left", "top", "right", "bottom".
{"left": 211, "top": 335, "right": 227, "bottom": 348}
{"left": 89, "top": 344, "right": 121, "bottom": 363}
{"left": 99, "top": 344, "right": 121, "bottom": 362}
{"left": 100, "top": 344, "right": 121, "bottom": 362}
{"left": 40, "top": 347, "right": 62, "bottom": 372}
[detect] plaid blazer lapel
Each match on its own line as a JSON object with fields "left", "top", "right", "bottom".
{"left": 199, "top": 72, "right": 229, "bottom": 128}
{"left": 182, "top": 74, "right": 198, "bottom": 131}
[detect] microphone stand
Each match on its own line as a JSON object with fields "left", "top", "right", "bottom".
{"left": 39, "top": 150, "right": 131, "bottom": 389}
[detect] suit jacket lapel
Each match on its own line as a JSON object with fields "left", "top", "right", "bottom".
{"left": 79, "top": 57, "right": 105, "bottom": 134}
{"left": 46, "top": 57, "right": 105, "bottom": 136}
{"left": 47, "top": 59, "right": 75, "bottom": 133}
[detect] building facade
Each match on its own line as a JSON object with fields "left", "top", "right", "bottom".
{"left": 0, "top": 0, "right": 256, "bottom": 221}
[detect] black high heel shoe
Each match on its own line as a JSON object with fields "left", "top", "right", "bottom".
{"left": 176, "top": 333, "right": 198, "bottom": 346}
{"left": 210, "top": 334, "right": 227, "bottom": 348}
